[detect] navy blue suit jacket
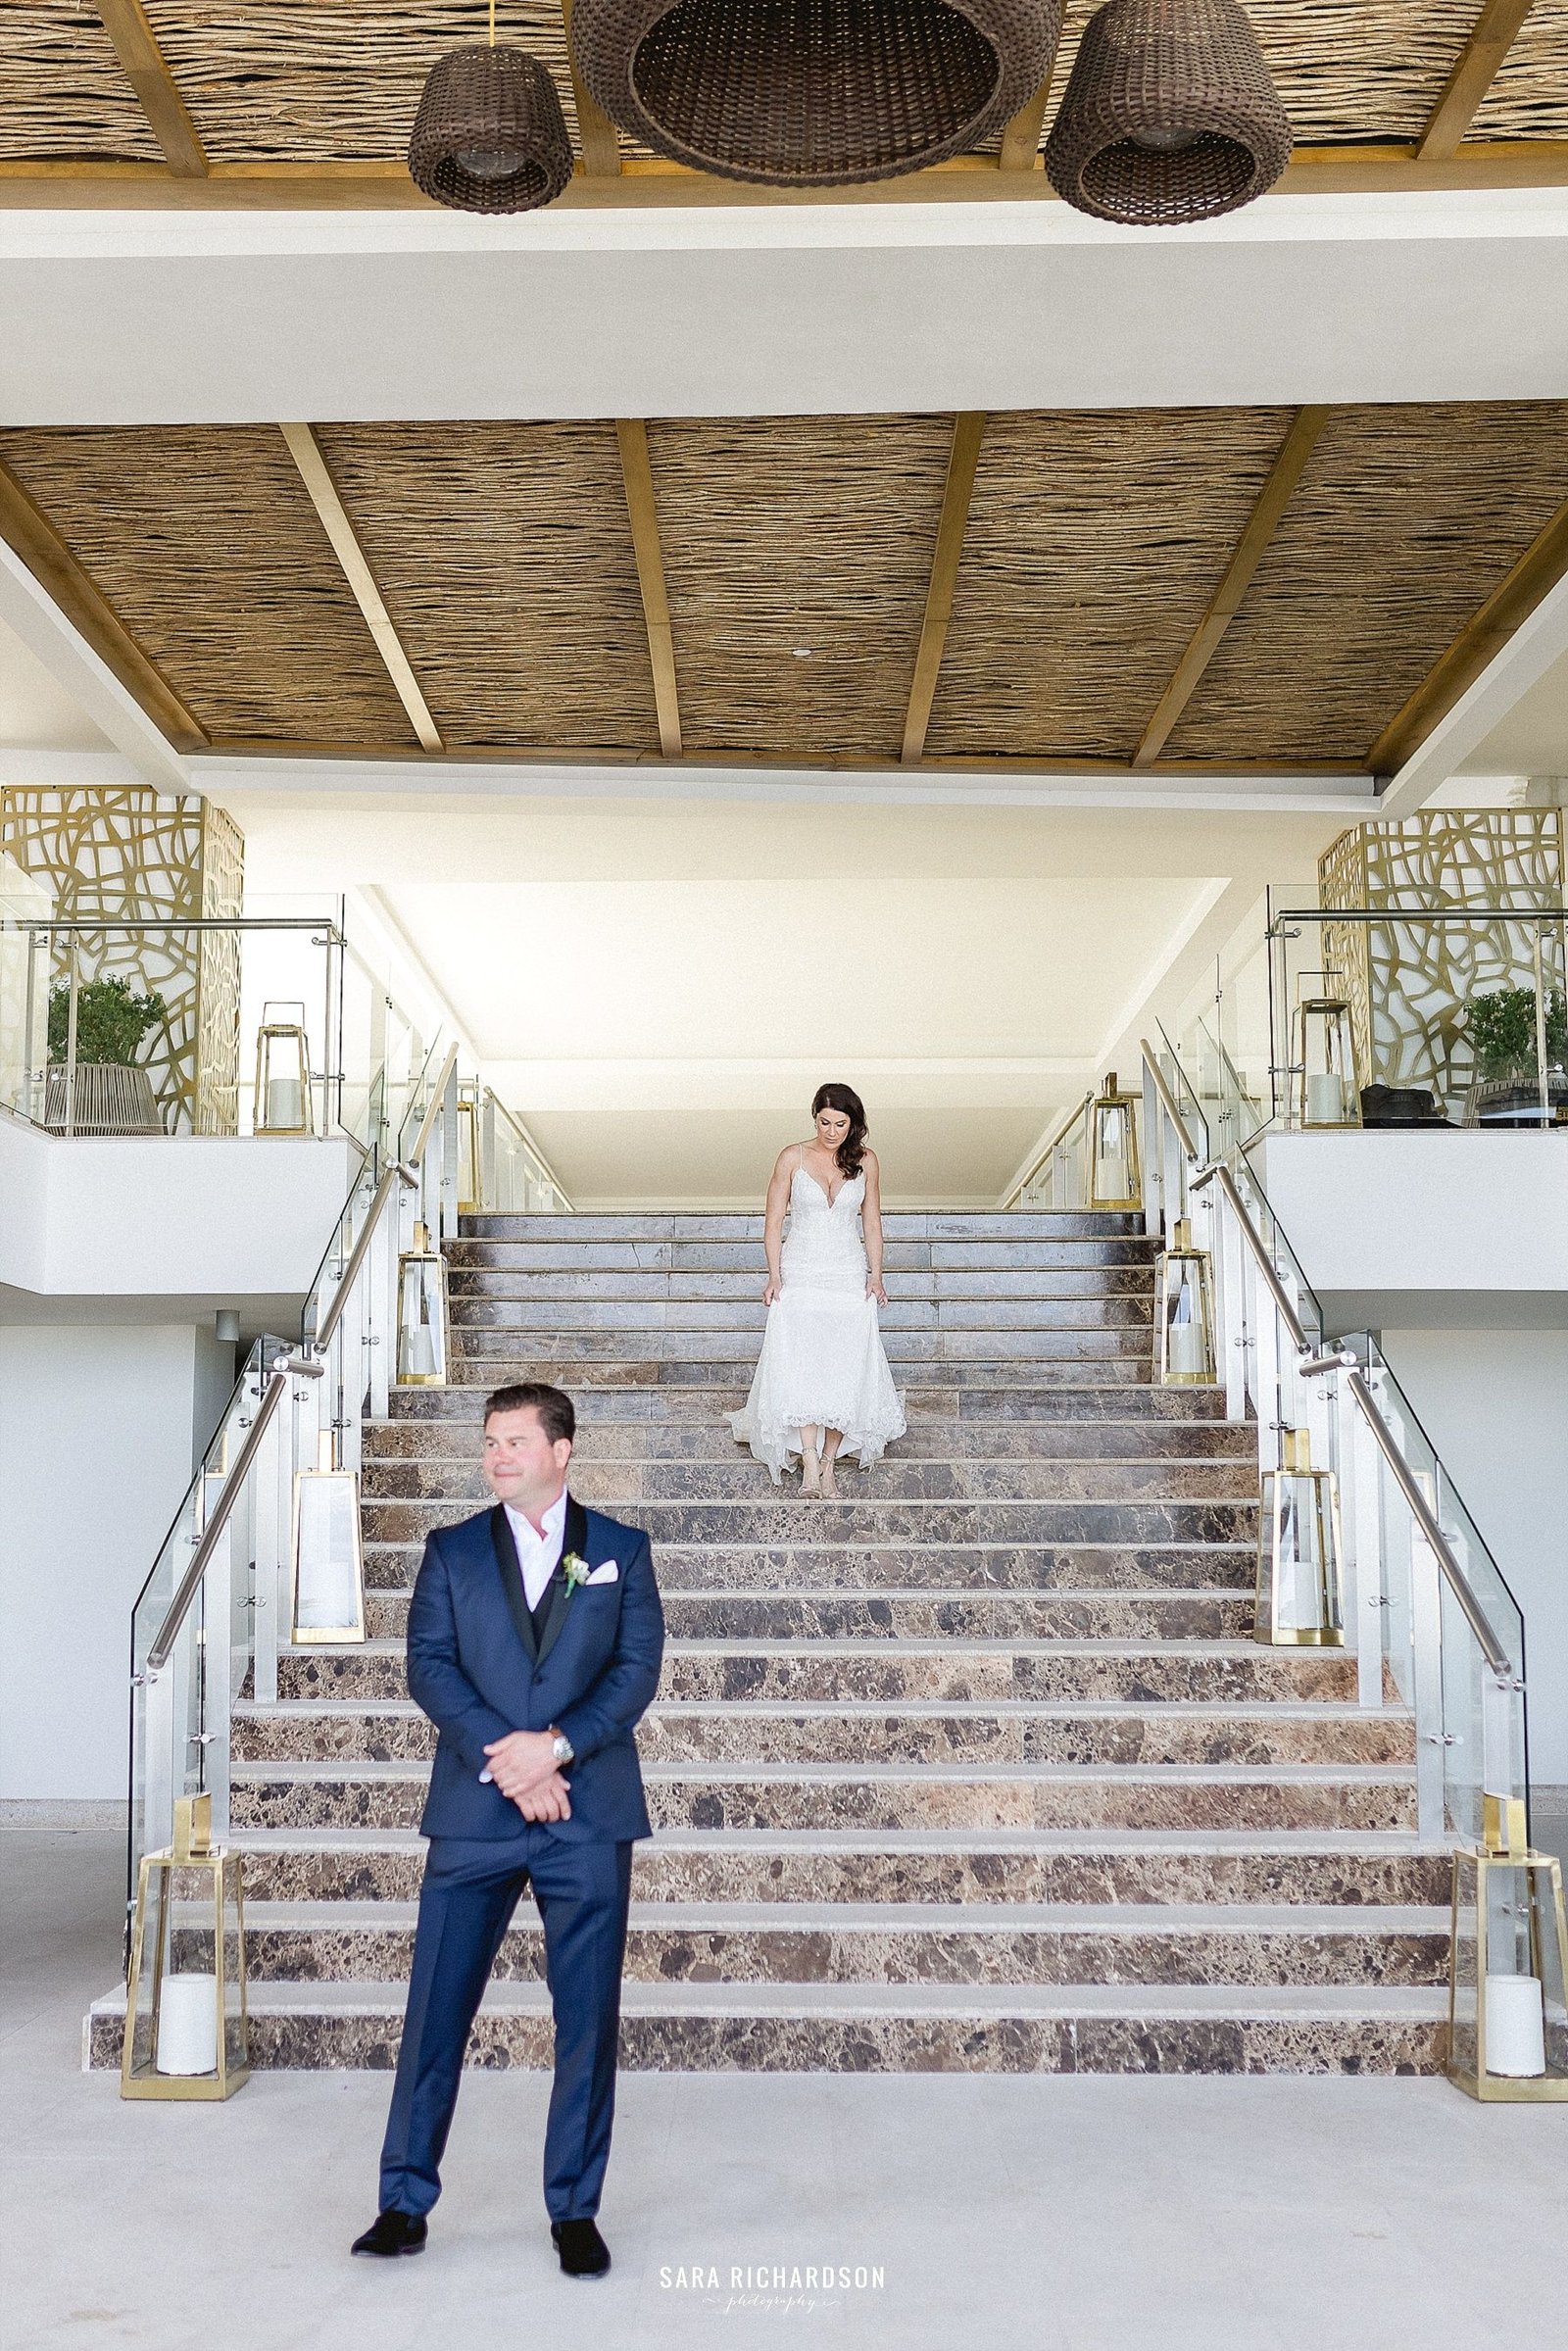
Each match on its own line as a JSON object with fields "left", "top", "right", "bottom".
{"left": 405, "top": 1496, "right": 663, "bottom": 1844}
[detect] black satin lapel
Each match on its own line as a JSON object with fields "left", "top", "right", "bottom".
{"left": 489, "top": 1505, "right": 538, "bottom": 1661}
{"left": 536, "top": 1494, "right": 588, "bottom": 1669}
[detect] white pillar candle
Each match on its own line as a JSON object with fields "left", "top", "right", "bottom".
{"left": 1484, "top": 1973, "right": 1546, "bottom": 2077}
{"left": 402, "top": 1320, "right": 437, "bottom": 1380}
{"left": 1168, "top": 1318, "right": 1206, "bottom": 1379}
{"left": 156, "top": 1973, "right": 219, "bottom": 2075}
{"left": 1306, "top": 1072, "right": 1344, "bottom": 1125}
{"left": 266, "top": 1077, "right": 305, "bottom": 1130}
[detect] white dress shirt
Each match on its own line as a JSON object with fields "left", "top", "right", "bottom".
{"left": 505, "top": 1491, "right": 568, "bottom": 1613}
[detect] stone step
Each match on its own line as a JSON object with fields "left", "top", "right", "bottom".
{"left": 361, "top": 1540, "right": 1256, "bottom": 1596}
{"left": 459, "top": 1212, "right": 1151, "bottom": 1242}
{"left": 361, "top": 1458, "right": 1256, "bottom": 1504}
{"left": 386, "top": 1383, "right": 1230, "bottom": 1421}
{"left": 364, "top": 1416, "right": 1256, "bottom": 1461}
{"left": 228, "top": 1758, "right": 1417, "bottom": 1836}
{"left": 449, "top": 1275, "right": 1157, "bottom": 1309}
{"left": 360, "top": 1497, "right": 1256, "bottom": 1545}
{"left": 223, "top": 1898, "right": 1447, "bottom": 1990}
{"left": 449, "top": 1354, "right": 1158, "bottom": 1385}
{"left": 232, "top": 1699, "right": 1416, "bottom": 1770}
{"left": 230, "top": 1826, "right": 1456, "bottom": 1910}
{"left": 84, "top": 1976, "right": 1450, "bottom": 2075}
{"left": 279, "top": 1639, "right": 1356, "bottom": 1706}
{"left": 449, "top": 1240, "right": 1159, "bottom": 1273}
{"left": 453, "top": 1299, "right": 1158, "bottom": 1335}
{"left": 358, "top": 1590, "right": 1257, "bottom": 1644}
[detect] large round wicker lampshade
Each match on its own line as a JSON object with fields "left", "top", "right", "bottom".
{"left": 1045, "top": 0, "right": 1292, "bottom": 225}
{"left": 409, "top": 46, "right": 574, "bottom": 213}
{"left": 572, "top": 0, "right": 1063, "bottom": 186}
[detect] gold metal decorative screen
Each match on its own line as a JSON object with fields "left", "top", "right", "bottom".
{"left": 0, "top": 788, "right": 244, "bottom": 1132}
{"left": 1318, "top": 809, "right": 1567, "bottom": 1106}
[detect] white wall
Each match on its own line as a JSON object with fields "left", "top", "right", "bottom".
{"left": 0, "top": 1322, "right": 206, "bottom": 1799}
{"left": 1255, "top": 1131, "right": 1568, "bottom": 1327}
{"left": 0, "top": 1113, "right": 357, "bottom": 1300}
{"left": 1379, "top": 1330, "right": 1568, "bottom": 1788}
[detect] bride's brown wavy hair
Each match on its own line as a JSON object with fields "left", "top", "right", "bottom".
{"left": 812, "top": 1082, "right": 868, "bottom": 1181}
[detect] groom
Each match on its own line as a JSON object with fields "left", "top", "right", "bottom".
{"left": 351, "top": 1380, "right": 664, "bottom": 2278}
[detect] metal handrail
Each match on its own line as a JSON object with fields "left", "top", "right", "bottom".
{"left": 1157, "top": 1076, "right": 1516, "bottom": 1683}
{"left": 1139, "top": 1043, "right": 1201, "bottom": 1164}
{"left": 1003, "top": 1089, "right": 1095, "bottom": 1207}
{"left": 145, "top": 1042, "right": 461, "bottom": 1671}
{"left": 1190, "top": 1159, "right": 1313, "bottom": 1352}
{"left": 314, "top": 1042, "right": 459, "bottom": 1349}
{"left": 145, "top": 1349, "right": 322, "bottom": 1670}
{"left": 480, "top": 1084, "right": 571, "bottom": 1207}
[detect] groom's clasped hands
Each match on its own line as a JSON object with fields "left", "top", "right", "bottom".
{"left": 483, "top": 1728, "right": 572, "bottom": 1822}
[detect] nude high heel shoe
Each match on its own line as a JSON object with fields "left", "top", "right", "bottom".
{"left": 799, "top": 1437, "right": 822, "bottom": 1498}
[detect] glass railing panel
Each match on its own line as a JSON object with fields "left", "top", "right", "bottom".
{"left": 127, "top": 1339, "right": 284, "bottom": 1927}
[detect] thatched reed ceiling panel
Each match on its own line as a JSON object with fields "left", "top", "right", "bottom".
{"left": 925, "top": 409, "right": 1294, "bottom": 762}
{"left": 1470, "top": 5, "right": 1568, "bottom": 141}
{"left": 1165, "top": 403, "right": 1568, "bottom": 767}
{"left": 0, "top": 2, "right": 164, "bottom": 159}
{"left": 138, "top": 1, "right": 659, "bottom": 162}
{"left": 925, "top": 1, "right": 1481, "bottom": 161}
{"left": 315, "top": 422, "right": 662, "bottom": 754}
{"left": 649, "top": 416, "right": 953, "bottom": 759}
{"left": 0, "top": 427, "right": 416, "bottom": 745}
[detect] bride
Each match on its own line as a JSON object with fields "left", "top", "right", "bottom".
{"left": 729, "top": 1083, "right": 906, "bottom": 1496}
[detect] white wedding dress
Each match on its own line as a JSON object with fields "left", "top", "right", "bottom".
{"left": 729, "top": 1158, "right": 906, "bottom": 1484}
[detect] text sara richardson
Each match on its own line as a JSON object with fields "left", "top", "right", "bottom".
{"left": 661, "top": 2265, "right": 887, "bottom": 2291}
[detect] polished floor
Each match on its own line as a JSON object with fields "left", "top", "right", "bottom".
{"left": 2, "top": 1826, "right": 1564, "bottom": 2351}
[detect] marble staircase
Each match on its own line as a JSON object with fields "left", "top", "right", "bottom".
{"left": 102, "top": 1210, "right": 1454, "bottom": 2073}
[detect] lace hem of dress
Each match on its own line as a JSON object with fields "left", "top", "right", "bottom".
{"left": 727, "top": 1396, "right": 907, "bottom": 1487}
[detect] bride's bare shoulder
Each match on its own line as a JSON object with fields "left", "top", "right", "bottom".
{"left": 771, "top": 1140, "right": 809, "bottom": 1175}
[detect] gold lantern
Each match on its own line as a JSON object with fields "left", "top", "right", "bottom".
{"left": 253, "top": 1000, "right": 314, "bottom": 1136}
{"left": 1293, "top": 979, "right": 1360, "bottom": 1130}
{"left": 1088, "top": 1072, "right": 1142, "bottom": 1211}
{"left": 122, "top": 1795, "right": 250, "bottom": 2101}
{"left": 291, "top": 1428, "right": 367, "bottom": 1644}
{"left": 397, "top": 1218, "right": 449, "bottom": 1387}
{"left": 1255, "top": 1427, "right": 1345, "bottom": 1646}
{"left": 1447, "top": 1796, "right": 1568, "bottom": 2102}
{"left": 1154, "top": 1218, "right": 1217, "bottom": 1386}
{"left": 457, "top": 1094, "right": 482, "bottom": 1214}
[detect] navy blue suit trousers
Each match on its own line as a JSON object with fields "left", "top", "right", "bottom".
{"left": 378, "top": 1827, "right": 633, "bottom": 2222}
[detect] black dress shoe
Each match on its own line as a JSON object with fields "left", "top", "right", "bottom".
{"left": 351, "top": 2209, "right": 427, "bottom": 2258}
{"left": 552, "top": 2218, "right": 611, "bottom": 2278}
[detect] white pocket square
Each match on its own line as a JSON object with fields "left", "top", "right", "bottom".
{"left": 585, "top": 1561, "right": 619, "bottom": 1585}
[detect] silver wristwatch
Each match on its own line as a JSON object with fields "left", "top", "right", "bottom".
{"left": 550, "top": 1731, "right": 574, "bottom": 1766}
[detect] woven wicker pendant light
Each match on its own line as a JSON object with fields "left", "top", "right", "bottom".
{"left": 409, "top": 5, "right": 573, "bottom": 214}
{"left": 1045, "top": 0, "right": 1291, "bottom": 225}
{"left": 572, "top": 0, "right": 1063, "bottom": 187}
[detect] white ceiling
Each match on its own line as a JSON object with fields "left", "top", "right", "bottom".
{"left": 234, "top": 793, "right": 1339, "bottom": 1203}
{"left": 0, "top": 614, "right": 112, "bottom": 753}
{"left": 3, "top": 189, "right": 1567, "bottom": 425}
{"left": 1460, "top": 644, "right": 1568, "bottom": 778}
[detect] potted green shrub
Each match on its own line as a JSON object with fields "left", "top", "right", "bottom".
{"left": 45, "top": 975, "right": 168, "bottom": 1134}
{"left": 1462, "top": 985, "right": 1568, "bottom": 1128}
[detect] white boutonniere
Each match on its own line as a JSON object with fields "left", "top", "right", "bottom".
{"left": 562, "top": 1552, "right": 591, "bottom": 1601}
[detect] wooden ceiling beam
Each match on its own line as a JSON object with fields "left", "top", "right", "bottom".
{"left": 901, "top": 414, "right": 986, "bottom": 764}
{"left": 1416, "top": 0, "right": 1538, "bottom": 162}
{"left": 998, "top": 37, "right": 1063, "bottom": 173}
{"left": 0, "top": 456, "right": 208, "bottom": 750}
{"left": 5, "top": 143, "right": 1568, "bottom": 208}
{"left": 1367, "top": 493, "right": 1568, "bottom": 775}
{"left": 278, "top": 423, "right": 443, "bottom": 754}
{"left": 94, "top": 0, "right": 207, "bottom": 177}
{"left": 615, "top": 419, "right": 682, "bottom": 759}
{"left": 1133, "top": 406, "right": 1333, "bottom": 768}
{"left": 560, "top": 0, "right": 623, "bottom": 176}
